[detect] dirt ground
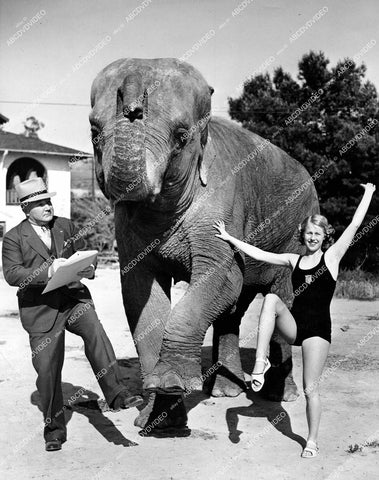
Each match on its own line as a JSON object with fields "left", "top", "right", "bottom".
{"left": 1, "top": 267, "right": 378, "bottom": 480}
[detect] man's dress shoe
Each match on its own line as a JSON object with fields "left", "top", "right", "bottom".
{"left": 45, "top": 439, "right": 62, "bottom": 451}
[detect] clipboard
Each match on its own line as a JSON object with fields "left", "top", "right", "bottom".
{"left": 42, "top": 250, "right": 98, "bottom": 294}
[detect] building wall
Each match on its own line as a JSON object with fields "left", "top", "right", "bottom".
{"left": 46, "top": 158, "right": 71, "bottom": 220}
{"left": 0, "top": 151, "right": 71, "bottom": 234}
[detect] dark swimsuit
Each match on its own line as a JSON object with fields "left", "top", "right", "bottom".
{"left": 291, "top": 253, "right": 336, "bottom": 346}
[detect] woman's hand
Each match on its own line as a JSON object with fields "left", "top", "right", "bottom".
{"left": 327, "top": 182, "right": 376, "bottom": 263}
{"left": 360, "top": 183, "right": 376, "bottom": 195}
{"left": 213, "top": 220, "right": 231, "bottom": 241}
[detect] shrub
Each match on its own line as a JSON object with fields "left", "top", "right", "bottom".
{"left": 347, "top": 443, "right": 362, "bottom": 454}
{"left": 335, "top": 269, "right": 379, "bottom": 300}
{"left": 71, "top": 195, "right": 115, "bottom": 253}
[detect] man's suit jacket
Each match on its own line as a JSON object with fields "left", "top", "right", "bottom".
{"left": 2, "top": 216, "right": 93, "bottom": 334}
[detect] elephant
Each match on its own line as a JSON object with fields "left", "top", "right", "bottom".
{"left": 89, "top": 58, "right": 319, "bottom": 434}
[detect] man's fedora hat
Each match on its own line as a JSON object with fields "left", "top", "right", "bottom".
{"left": 15, "top": 177, "right": 56, "bottom": 204}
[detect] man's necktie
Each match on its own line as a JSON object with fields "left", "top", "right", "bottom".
{"left": 40, "top": 226, "right": 52, "bottom": 250}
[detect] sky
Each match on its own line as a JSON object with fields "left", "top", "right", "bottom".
{"left": 0, "top": 0, "right": 378, "bottom": 153}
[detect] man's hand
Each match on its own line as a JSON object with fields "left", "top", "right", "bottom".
{"left": 48, "top": 258, "right": 67, "bottom": 278}
{"left": 77, "top": 264, "right": 95, "bottom": 279}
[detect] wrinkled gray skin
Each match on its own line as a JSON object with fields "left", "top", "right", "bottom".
{"left": 90, "top": 58, "right": 319, "bottom": 427}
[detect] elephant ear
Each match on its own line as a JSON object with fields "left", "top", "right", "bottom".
{"left": 198, "top": 131, "right": 216, "bottom": 186}
{"left": 198, "top": 87, "right": 215, "bottom": 186}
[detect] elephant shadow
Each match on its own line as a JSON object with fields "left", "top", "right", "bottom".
{"left": 199, "top": 345, "right": 306, "bottom": 448}
{"left": 30, "top": 358, "right": 144, "bottom": 447}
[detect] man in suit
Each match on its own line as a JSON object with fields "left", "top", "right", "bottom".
{"left": 2, "top": 178, "right": 143, "bottom": 451}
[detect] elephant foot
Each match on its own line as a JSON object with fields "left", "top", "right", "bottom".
{"left": 211, "top": 377, "right": 244, "bottom": 397}
{"left": 210, "top": 369, "right": 246, "bottom": 397}
{"left": 260, "top": 364, "right": 299, "bottom": 402}
{"left": 134, "top": 392, "right": 155, "bottom": 428}
{"left": 138, "top": 393, "right": 191, "bottom": 438}
{"left": 206, "top": 362, "right": 247, "bottom": 397}
{"left": 144, "top": 370, "right": 185, "bottom": 393}
{"left": 282, "top": 374, "right": 299, "bottom": 402}
{"left": 143, "top": 356, "right": 202, "bottom": 394}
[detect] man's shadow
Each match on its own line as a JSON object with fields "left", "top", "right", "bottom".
{"left": 31, "top": 358, "right": 143, "bottom": 447}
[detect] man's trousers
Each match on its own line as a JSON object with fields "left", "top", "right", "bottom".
{"left": 29, "top": 299, "right": 126, "bottom": 442}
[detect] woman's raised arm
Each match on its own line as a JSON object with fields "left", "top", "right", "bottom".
{"left": 213, "top": 220, "right": 296, "bottom": 267}
{"left": 327, "top": 183, "right": 376, "bottom": 262}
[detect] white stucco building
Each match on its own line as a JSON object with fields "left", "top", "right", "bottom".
{"left": 0, "top": 115, "right": 91, "bottom": 238}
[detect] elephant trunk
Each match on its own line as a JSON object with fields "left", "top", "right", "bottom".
{"left": 107, "top": 73, "right": 151, "bottom": 202}
{"left": 110, "top": 116, "right": 149, "bottom": 202}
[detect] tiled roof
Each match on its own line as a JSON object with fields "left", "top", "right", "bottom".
{"left": 0, "top": 113, "right": 9, "bottom": 124}
{"left": 0, "top": 130, "right": 92, "bottom": 157}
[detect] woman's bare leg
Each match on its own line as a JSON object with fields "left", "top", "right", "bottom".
{"left": 302, "top": 337, "right": 330, "bottom": 445}
{"left": 253, "top": 293, "right": 297, "bottom": 373}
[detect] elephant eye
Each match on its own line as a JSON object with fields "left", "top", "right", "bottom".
{"left": 91, "top": 125, "right": 104, "bottom": 148}
{"left": 174, "top": 127, "right": 190, "bottom": 150}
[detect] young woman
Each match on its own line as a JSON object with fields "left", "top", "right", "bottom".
{"left": 213, "top": 183, "right": 376, "bottom": 458}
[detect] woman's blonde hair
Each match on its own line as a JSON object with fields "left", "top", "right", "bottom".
{"left": 298, "top": 214, "right": 335, "bottom": 250}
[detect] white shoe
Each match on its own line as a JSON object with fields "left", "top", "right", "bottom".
{"left": 251, "top": 358, "right": 271, "bottom": 392}
{"left": 301, "top": 441, "right": 319, "bottom": 458}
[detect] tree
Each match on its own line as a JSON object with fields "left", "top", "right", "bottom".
{"left": 23, "top": 116, "right": 44, "bottom": 138}
{"left": 229, "top": 50, "right": 379, "bottom": 271}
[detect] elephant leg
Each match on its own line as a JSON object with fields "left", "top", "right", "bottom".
{"left": 144, "top": 258, "right": 243, "bottom": 393}
{"left": 210, "top": 285, "right": 258, "bottom": 397}
{"left": 120, "top": 267, "right": 172, "bottom": 427}
{"left": 261, "top": 266, "right": 299, "bottom": 402}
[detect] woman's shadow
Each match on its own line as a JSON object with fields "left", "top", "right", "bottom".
{"left": 225, "top": 393, "right": 306, "bottom": 448}
{"left": 31, "top": 358, "right": 142, "bottom": 447}
{"left": 223, "top": 347, "right": 306, "bottom": 448}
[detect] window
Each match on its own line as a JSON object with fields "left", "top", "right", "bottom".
{"left": 0, "top": 222, "right": 5, "bottom": 239}
{"left": 6, "top": 158, "right": 46, "bottom": 205}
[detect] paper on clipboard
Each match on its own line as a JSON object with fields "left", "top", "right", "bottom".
{"left": 42, "top": 250, "right": 98, "bottom": 294}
